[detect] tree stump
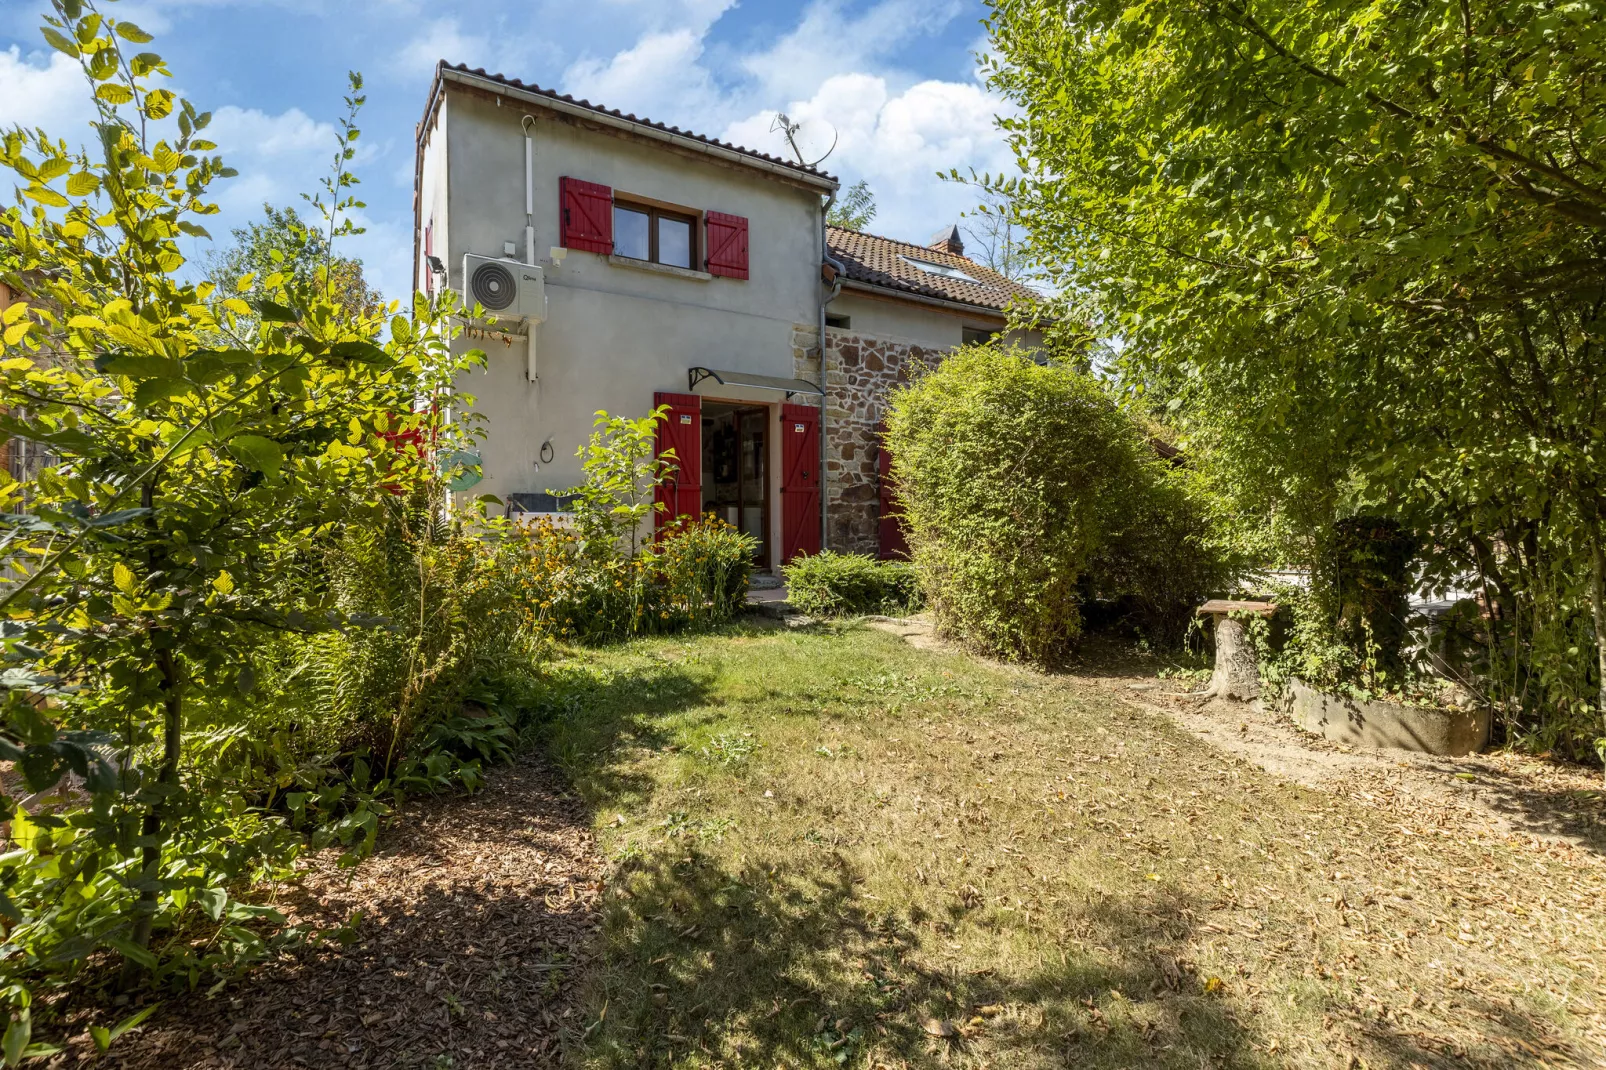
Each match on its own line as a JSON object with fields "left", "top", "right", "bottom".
{"left": 1196, "top": 600, "right": 1277, "bottom": 701}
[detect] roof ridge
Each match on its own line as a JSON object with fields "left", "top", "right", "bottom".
{"left": 441, "top": 63, "right": 836, "bottom": 183}
{"left": 828, "top": 229, "right": 1012, "bottom": 289}
{"left": 824, "top": 226, "right": 1042, "bottom": 312}
{"left": 825, "top": 223, "right": 971, "bottom": 262}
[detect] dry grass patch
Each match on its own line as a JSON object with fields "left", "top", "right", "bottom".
{"left": 544, "top": 622, "right": 1606, "bottom": 1069}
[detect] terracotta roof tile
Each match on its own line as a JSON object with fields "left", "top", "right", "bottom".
{"left": 825, "top": 226, "right": 1039, "bottom": 313}
{"left": 437, "top": 63, "right": 836, "bottom": 185}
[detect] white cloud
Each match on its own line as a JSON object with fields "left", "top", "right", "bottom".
{"left": 874, "top": 79, "right": 1013, "bottom": 177}
{"left": 390, "top": 16, "right": 493, "bottom": 80}
{"left": 558, "top": 0, "right": 736, "bottom": 124}
{"left": 0, "top": 47, "right": 97, "bottom": 140}
{"left": 723, "top": 72, "right": 1015, "bottom": 244}
{"left": 563, "top": 29, "right": 726, "bottom": 123}
{"left": 205, "top": 106, "right": 337, "bottom": 216}
{"left": 210, "top": 104, "right": 338, "bottom": 161}
{"left": 595, "top": 0, "right": 736, "bottom": 33}
{"left": 738, "top": 0, "right": 964, "bottom": 102}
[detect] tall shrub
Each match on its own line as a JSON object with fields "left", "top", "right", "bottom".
{"left": 983, "top": 0, "right": 1606, "bottom": 763}
{"left": 0, "top": 2, "right": 492, "bottom": 1044}
{"left": 1319, "top": 516, "right": 1418, "bottom": 682}
{"left": 1084, "top": 459, "right": 1237, "bottom": 648}
{"left": 884, "top": 346, "right": 1138, "bottom": 662}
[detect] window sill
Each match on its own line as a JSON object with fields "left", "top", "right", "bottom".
{"left": 607, "top": 255, "right": 713, "bottom": 282}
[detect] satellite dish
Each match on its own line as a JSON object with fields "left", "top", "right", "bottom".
{"left": 771, "top": 112, "right": 838, "bottom": 167}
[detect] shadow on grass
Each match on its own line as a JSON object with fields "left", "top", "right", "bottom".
{"left": 1411, "top": 756, "right": 1606, "bottom": 854}
{"left": 79, "top": 753, "right": 601, "bottom": 1070}
{"left": 578, "top": 847, "right": 1266, "bottom": 1069}
{"left": 531, "top": 656, "right": 716, "bottom": 815}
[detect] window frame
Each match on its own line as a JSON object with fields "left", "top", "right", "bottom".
{"left": 612, "top": 196, "right": 700, "bottom": 270}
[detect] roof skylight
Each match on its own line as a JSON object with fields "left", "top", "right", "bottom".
{"left": 899, "top": 255, "right": 976, "bottom": 282}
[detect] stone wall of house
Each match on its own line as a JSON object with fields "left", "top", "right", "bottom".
{"left": 792, "top": 324, "right": 945, "bottom": 555}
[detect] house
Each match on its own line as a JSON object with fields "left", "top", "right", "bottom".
{"left": 413, "top": 62, "right": 1040, "bottom": 569}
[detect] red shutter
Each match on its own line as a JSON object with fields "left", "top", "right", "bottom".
{"left": 653, "top": 391, "right": 702, "bottom": 529}
{"left": 561, "top": 177, "right": 613, "bottom": 254}
{"left": 780, "top": 402, "right": 821, "bottom": 561}
{"left": 876, "top": 421, "right": 909, "bottom": 560}
{"left": 705, "top": 211, "right": 749, "bottom": 279}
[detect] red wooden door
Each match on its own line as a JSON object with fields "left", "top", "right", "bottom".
{"left": 876, "top": 422, "right": 909, "bottom": 559}
{"left": 780, "top": 403, "right": 821, "bottom": 561}
{"left": 654, "top": 392, "right": 701, "bottom": 529}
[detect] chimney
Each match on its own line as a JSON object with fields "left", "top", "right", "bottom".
{"left": 928, "top": 224, "right": 964, "bottom": 256}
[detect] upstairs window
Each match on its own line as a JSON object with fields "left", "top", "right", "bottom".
{"left": 613, "top": 200, "right": 698, "bottom": 270}
{"left": 962, "top": 326, "right": 997, "bottom": 345}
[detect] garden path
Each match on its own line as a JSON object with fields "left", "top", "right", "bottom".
{"left": 870, "top": 613, "right": 1606, "bottom": 854}
{"left": 1104, "top": 679, "right": 1606, "bottom": 855}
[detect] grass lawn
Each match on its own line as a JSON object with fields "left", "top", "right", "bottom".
{"left": 541, "top": 621, "right": 1605, "bottom": 1069}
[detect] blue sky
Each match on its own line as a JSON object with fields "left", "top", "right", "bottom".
{"left": 0, "top": 0, "right": 1016, "bottom": 302}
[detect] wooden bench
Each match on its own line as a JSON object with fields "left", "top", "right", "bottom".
{"left": 1196, "top": 599, "right": 1276, "bottom": 700}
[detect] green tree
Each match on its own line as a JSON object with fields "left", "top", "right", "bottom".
{"left": 960, "top": 187, "right": 1034, "bottom": 283}
{"left": 826, "top": 179, "right": 877, "bottom": 231}
{"left": 203, "top": 203, "right": 383, "bottom": 323}
{"left": 0, "top": 0, "right": 486, "bottom": 1043}
{"left": 983, "top": 0, "right": 1606, "bottom": 759}
{"left": 562, "top": 406, "right": 675, "bottom": 560}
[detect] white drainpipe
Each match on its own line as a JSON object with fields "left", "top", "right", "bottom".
{"left": 522, "top": 115, "right": 538, "bottom": 383}
{"left": 522, "top": 115, "right": 537, "bottom": 265}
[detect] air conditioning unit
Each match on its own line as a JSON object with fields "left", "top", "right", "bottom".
{"left": 462, "top": 254, "right": 546, "bottom": 323}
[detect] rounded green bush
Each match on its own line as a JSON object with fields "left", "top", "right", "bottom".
{"left": 782, "top": 551, "right": 922, "bottom": 617}
{"left": 884, "top": 346, "right": 1143, "bottom": 663}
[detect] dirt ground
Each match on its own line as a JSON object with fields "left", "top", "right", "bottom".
{"left": 62, "top": 753, "right": 605, "bottom": 1070}
{"left": 1128, "top": 683, "right": 1606, "bottom": 854}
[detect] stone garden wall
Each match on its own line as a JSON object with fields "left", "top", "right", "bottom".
{"left": 792, "top": 324, "right": 945, "bottom": 555}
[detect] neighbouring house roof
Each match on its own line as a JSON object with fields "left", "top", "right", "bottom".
{"left": 427, "top": 63, "right": 838, "bottom": 191}
{"left": 825, "top": 225, "right": 1040, "bottom": 315}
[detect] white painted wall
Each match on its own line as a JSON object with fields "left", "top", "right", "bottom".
{"left": 421, "top": 85, "right": 831, "bottom": 563}
{"left": 827, "top": 289, "right": 1043, "bottom": 354}
{"left": 416, "top": 96, "right": 450, "bottom": 298}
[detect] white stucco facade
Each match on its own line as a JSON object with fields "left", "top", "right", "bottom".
{"left": 417, "top": 75, "right": 832, "bottom": 541}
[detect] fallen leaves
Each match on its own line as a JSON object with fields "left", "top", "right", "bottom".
{"left": 67, "top": 754, "right": 604, "bottom": 1069}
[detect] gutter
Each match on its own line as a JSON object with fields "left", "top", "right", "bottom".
{"left": 443, "top": 68, "right": 839, "bottom": 195}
